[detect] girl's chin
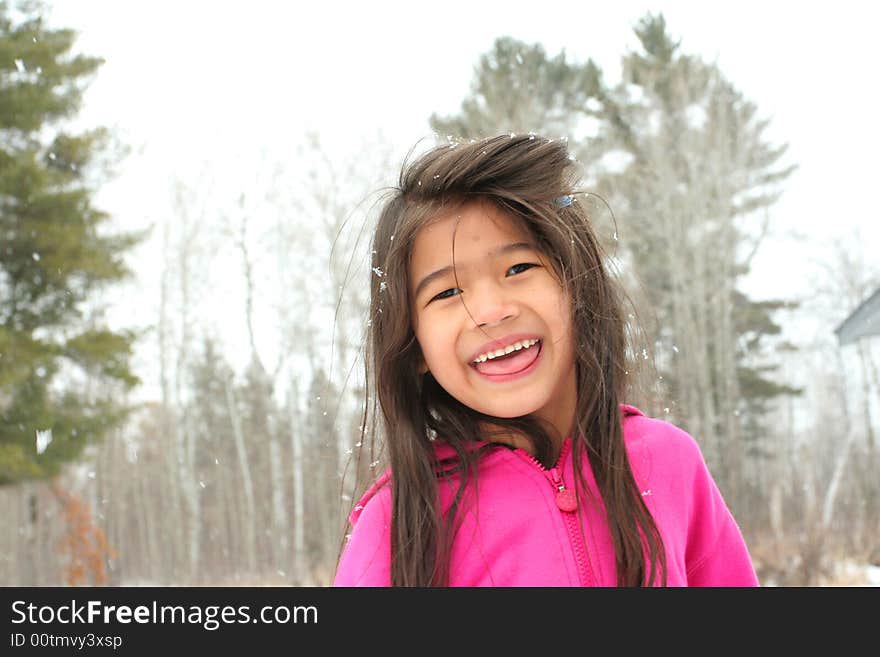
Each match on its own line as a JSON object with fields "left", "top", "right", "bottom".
{"left": 472, "top": 403, "right": 541, "bottom": 419}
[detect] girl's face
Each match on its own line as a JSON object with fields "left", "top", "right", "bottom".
{"left": 408, "top": 200, "right": 577, "bottom": 442}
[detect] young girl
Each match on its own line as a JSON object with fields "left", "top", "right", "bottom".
{"left": 333, "top": 134, "right": 758, "bottom": 587}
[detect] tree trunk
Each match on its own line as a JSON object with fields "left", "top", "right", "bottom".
{"left": 289, "top": 381, "right": 306, "bottom": 584}
{"left": 158, "top": 219, "right": 184, "bottom": 581}
{"left": 224, "top": 375, "right": 257, "bottom": 574}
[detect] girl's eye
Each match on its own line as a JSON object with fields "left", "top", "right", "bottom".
{"left": 431, "top": 287, "right": 461, "bottom": 302}
{"left": 428, "top": 264, "right": 539, "bottom": 304}
{"left": 508, "top": 262, "right": 539, "bottom": 275}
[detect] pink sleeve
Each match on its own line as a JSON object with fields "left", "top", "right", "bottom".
{"left": 684, "top": 441, "right": 759, "bottom": 587}
{"left": 333, "top": 486, "right": 392, "bottom": 587}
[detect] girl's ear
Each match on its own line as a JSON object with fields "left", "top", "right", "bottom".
{"left": 417, "top": 358, "right": 429, "bottom": 375}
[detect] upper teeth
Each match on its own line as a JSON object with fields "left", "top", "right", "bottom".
{"left": 472, "top": 339, "right": 539, "bottom": 363}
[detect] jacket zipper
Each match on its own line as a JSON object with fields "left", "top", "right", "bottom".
{"left": 515, "top": 439, "right": 594, "bottom": 586}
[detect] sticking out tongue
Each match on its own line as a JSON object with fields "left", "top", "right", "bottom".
{"left": 474, "top": 342, "right": 541, "bottom": 375}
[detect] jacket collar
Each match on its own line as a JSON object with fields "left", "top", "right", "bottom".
{"left": 348, "top": 403, "right": 644, "bottom": 525}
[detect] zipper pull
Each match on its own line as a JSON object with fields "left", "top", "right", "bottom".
{"left": 550, "top": 467, "right": 577, "bottom": 513}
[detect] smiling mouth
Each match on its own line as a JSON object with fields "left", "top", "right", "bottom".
{"left": 471, "top": 338, "right": 541, "bottom": 364}
{"left": 471, "top": 339, "right": 542, "bottom": 376}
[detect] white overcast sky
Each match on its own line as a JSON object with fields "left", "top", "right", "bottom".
{"left": 43, "top": 0, "right": 880, "bottom": 400}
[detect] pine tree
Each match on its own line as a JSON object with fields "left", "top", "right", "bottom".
{"left": 0, "top": 1, "right": 145, "bottom": 485}
{"left": 591, "top": 14, "right": 800, "bottom": 504}
{"left": 430, "top": 36, "right": 602, "bottom": 140}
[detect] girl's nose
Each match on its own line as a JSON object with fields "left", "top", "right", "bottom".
{"left": 471, "top": 281, "right": 518, "bottom": 328}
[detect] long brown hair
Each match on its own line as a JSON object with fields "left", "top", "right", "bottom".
{"left": 339, "top": 134, "right": 666, "bottom": 586}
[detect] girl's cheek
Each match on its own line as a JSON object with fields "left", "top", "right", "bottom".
{"left": 552, "top": 294, "right": 570, "bottom": 320}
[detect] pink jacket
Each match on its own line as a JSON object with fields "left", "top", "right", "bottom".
{"left": 334, "top": 404, "right": 759, "bottom": 586}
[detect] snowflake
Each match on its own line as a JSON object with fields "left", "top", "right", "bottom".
{"left": 35, "top": 429, "right": 52, "bottom": 455}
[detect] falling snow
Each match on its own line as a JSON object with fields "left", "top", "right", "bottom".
{"left": 35, "top": 429, "right": 52, "bottom": 455}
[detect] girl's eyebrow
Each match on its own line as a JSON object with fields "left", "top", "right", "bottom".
{"left": 413, "top": 241, "right": 536, "bottom": 300}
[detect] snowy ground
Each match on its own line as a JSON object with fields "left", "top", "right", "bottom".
{"left": 832, "top": 561, "right": 880, "bottom": 587}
